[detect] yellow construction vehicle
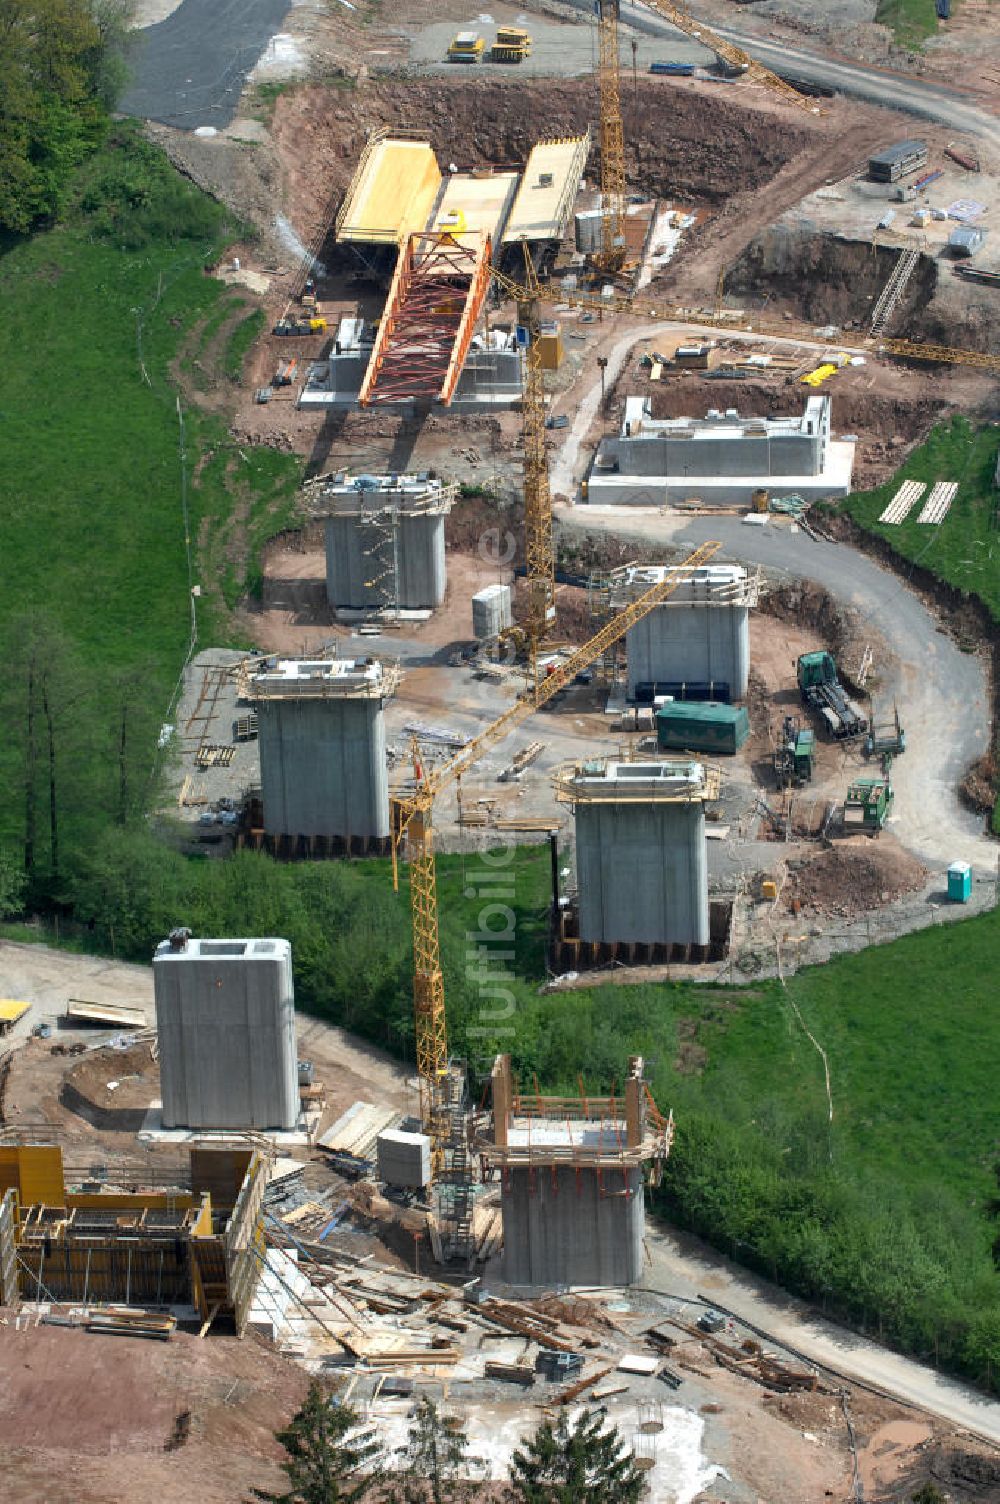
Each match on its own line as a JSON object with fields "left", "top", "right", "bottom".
{"left": 447, "top": 31, "right": 486, "bottom": 62}
{"left": 492, "top": 26, "right": 532, "bottom": 62}
{"left": 390, "top": 539, "right": 722, "bottom": 1177}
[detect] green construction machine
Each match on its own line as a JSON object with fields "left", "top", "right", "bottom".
{"left": 797, "top": 651, "right": 867, "bottom": 741}
{"left": 864, "top": 701, "right": 905, "bottom": 761}
{"left": 843, "top": 775, "right": 893, "bottom": 834}
{"left": 773, "top": 715, "right": 815, "bottom": 789}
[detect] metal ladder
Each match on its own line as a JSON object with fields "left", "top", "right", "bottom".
{"left": 870, "top": 248, "right": 920, "bottom": 336}
{"left": 358, "top": 498, "right": 398, "bottom": 616}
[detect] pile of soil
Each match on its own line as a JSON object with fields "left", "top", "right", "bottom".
{"left": 784, "top": 839, "right": 927, "bottom": 917}
{"left": 760, "top": 578, "right": 875, "bottom": 692}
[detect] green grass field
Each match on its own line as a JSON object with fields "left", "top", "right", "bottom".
{"left": 875, "top": 0, "right": 942, "bottom": 47}
{"left": 0, "top": 127, "right": 299, "bottom": 686}
{"left": 847, "top": 417, "right": 1000, "bottom": 620}
{"left": 25, "top": 833, "right": 1000, "bottom": 1387}
{"left": 846, "top": 417, "right": 1000, "bottom": 827}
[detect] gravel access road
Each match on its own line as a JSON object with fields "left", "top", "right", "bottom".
{"left": 643, "top": 1221, "right": 1000, "bottom": 1446}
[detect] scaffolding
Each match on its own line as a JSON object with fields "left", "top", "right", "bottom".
{"left": 606, "top": 562, "right": 763, "bottom": 612}
{"left": 476, "top": 1055, "right": 674, "bottom": 1190}
{"left": 239, "top": 656, "right": 403, "bottom": 704}
{"left": 552, "top": 757, "right": 722, "bottom": 808}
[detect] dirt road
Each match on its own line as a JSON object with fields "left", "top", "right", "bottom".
{"left": 643, "top": 1220, "right": 1000, "bottom": 1446}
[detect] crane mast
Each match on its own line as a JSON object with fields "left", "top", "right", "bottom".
{"left": 515, "top": 261, "right": 557, "bottom": 651}
{"left": 391, "top": 538, "right": 723, "bottom": 1173}
{"left": 597, "top": 1, "right": 627, "bottom": 273}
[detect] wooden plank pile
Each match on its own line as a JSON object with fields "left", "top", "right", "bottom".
{"left": 917, "top": 480, "right": 958, "bottom": 524}
{"left": 878, "top": 479, "right": 926, "bottom": 524}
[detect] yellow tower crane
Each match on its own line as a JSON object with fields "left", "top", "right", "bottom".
{"left": 490, "top": 256, "right": 556, "bottom": 664}
{"left": 390, "top": 537, "right": 722, "bottom": 1169}
{"left": 596, "top": 1, "right": 627, "bottom": 274}
{"left": 643, "top": 0, "right": 816, "bottom": 109}
{"left": 592, "top": 0, "right": 816, "bottom": 277}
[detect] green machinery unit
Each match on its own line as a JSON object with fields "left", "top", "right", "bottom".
{"left": 773, "top": 715, "right": 815, "bottom": 788}
{"left": 843, "top": 774, "right": 894, "bottom": 833}
{"left": 656, "top": 700, "right": 749, "bottom": 755}
{"left": 797, "top": 651, "right": 867, "bottom": 740}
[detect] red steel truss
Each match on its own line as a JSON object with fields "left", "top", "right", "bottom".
{"left": 358, "top": 230, "right": 492, "bottom": 407}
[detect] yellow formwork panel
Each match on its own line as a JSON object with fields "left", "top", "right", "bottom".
{"left": 433, "top": 172, "right": 519, "bottom": 250}
{"left": 338, "top": 140, "right": 442, "bottom": 245}
{"left": 0, "top": 1145, "right": 65, "bottom": 1206}
{"left": 502, "top": 136, "right": 589, "bottom": 244}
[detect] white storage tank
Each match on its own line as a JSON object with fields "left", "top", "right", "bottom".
{"left": 153, "top": 933, "right": 299, "bottom": 1130}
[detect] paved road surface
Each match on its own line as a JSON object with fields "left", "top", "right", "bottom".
{"left": 561, "top": 0, "right": 1000, "bottom": 147}
{"left": 120, "top": 0, "right": 292, "bottom": 130}
{"left": 643, "top": 1221, "right": 1000, "bottom": 1445}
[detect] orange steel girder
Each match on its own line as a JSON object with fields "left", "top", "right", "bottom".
{"left": 358, "top": 230, "right": 492, "bottom": 407}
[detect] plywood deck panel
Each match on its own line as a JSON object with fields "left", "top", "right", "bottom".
{"left": 338, "top": 139, "right": 442, "bottom": 245}
{"left": 502, "top": 136, "right": 589, "bottom": 244}
{"left": 431, "top": 171, "right": 519, "bottom": 250}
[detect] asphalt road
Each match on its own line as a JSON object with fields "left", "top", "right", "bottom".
{"left": 559, "top": 503, "right": 994, "bottom": 873}
{"left": 119, "top": 0, "right": 293, "bottom": 129}
{"left": 560, "top": 0, "right": 1000, "bottom": 147}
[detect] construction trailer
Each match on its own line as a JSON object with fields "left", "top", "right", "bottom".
{"left": 843, "top": 775, "right": 894, "bottom": 833}
{"left": 0, "top": 1141, "right": 266, "bottom": 1332}
{"left": 656, "top": 700, "right": 749, "bottom": 755}
{"left": 477, "top": 1054, "right": 674, "bottom": 1288}
{"left": 868, "top": 140, "right": 929, "bottom": 182}
{"left": 797, "top": 651, "right": 867, "bottom": 740}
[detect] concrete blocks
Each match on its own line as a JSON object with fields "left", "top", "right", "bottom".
{"left": 472, "top": 583, "right": 513, "bottom": 639}
{"left": 376, "top": 1129, "right": 431, "bottom": 1188}
{"left": 153, "top": 936, "right": 299, "bottom": 1131}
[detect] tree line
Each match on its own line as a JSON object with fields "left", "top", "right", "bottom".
{"left": 0, "top": 0, "right": 133, "bottom": 233}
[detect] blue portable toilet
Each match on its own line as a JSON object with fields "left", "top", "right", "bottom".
{"left": 947, "top": 861, "right": 972, "bottom": 902}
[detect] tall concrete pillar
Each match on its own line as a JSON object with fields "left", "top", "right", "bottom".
{"left": 247, "top": 657, "right": 400, "bottom": 844}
